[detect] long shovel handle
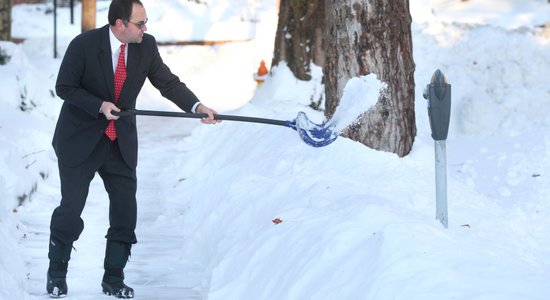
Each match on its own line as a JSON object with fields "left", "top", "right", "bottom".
{"left": 113, "top": 109, "right": 291, "bottom": 127}
{"left": 113, "top": 109, "right": 339, "bottom": 147}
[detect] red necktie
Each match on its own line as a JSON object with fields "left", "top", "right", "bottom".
{"left": 105, "top": 43, "right": 127, "bottom": 141}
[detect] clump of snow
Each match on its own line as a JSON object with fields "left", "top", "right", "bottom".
{"left": 327, "top": 74, "right": 385, "bottom": 133}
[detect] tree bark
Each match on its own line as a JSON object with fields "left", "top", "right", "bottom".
{"left": 0, "top": 0, "right": 10, "bottom": 41}
{"left": 324, "top": 0, "right": 416, "bottom": 157}
{"left": 272, "top": 0, "right": 324, "bottom": 81}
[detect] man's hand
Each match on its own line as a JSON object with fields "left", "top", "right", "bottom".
{"left": 196, "top": 103, "right": 221, "bottom": 124}
{"left": 100, "top": 101, "right": 120, "bottom": 120}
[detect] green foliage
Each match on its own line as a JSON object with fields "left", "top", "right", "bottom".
{"left": 16, "top": 75, "right": 37, "bottom": 112}
{"left": 0, "top": 46, "right": 10, "bottom": 65}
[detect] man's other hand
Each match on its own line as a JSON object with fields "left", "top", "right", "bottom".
{"left": 100, "top": 101, "right": 120, "bottom": 120}
{"left": 196, "top": 104, "right": 221, "bottom": 124}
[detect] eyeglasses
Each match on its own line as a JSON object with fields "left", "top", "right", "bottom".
{"left": 126, "top": 18, "right": 148, "bottom": 30}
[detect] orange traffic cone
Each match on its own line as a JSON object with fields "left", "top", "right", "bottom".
{"left": 254, "top": 60, "right": 269, "bottom": 86}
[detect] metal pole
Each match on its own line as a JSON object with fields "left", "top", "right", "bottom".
{"left": 70, "top": 0, "right": 74, "bottom": 24}
{"left": 434, "top": 140, "right": 448, "bottom": 228}
{"left": 53, "top": 0, "right": 57, "bottom": 58}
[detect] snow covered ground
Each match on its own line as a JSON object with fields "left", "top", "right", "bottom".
{"left": 1, "top": 0, "right": 550, "bottom": 299}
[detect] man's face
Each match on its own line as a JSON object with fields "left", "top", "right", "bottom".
{"left": 122, "top": 3, "right": 147, "bottom": 44}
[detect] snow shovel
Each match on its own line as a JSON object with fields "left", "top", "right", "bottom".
{"left": 112, "top": 108, "right": 338, "bottom": 147}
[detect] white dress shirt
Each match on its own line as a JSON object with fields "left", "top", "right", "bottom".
{"left": 107, "top": 27, "right": 201, "bottom": 113}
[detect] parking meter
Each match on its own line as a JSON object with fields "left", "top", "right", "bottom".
{"left": 424, "top": 69, "right": 451, "bottom": 140}
{"left": 423, "top": 69, "right": 451, "bottom": 228}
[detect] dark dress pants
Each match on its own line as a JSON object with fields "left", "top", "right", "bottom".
{"left": 50, "top": 135, "right": 138, "bottom": 245}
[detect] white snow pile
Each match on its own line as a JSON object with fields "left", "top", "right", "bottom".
{"left": 1, "top": 0, "right": 550, "bottom": 299}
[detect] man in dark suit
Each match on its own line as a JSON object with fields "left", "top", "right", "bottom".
{"left": 46, "top": 0, "right": 219, "bottom": 297}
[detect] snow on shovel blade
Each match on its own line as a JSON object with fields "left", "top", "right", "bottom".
{"left": 287, "top": 112, "right": 338, "bottom": 147}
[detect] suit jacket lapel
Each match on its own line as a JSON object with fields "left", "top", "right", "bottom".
{"left": 98, "top": 25, "right": 115, "bottom": 101}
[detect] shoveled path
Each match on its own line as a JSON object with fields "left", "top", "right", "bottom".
{"left": 19, "top": 116, "right": 206, "bottom": 299}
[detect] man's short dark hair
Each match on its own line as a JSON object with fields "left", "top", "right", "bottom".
{"left": 108, "top": 0, "right": 143, "bottom": 26}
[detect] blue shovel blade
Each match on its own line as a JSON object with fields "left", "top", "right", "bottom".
{"left": 287, "top": 112, "right": 339, "bottom": 147}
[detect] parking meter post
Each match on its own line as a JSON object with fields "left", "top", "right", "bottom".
{"left": 434, "top": 140, "right": 448, "bottom": 228}
{"left": 423, "top": 69, "right": 451, "bottom": 229}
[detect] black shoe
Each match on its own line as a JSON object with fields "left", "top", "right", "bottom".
{"left": 47, "top": 272, "right": 68, "bottom": 298}
{"left": 101, "top": 280, "right": 134, "bottom": 298}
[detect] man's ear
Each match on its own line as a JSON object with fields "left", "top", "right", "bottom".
{"left": 115, "top": 18, "right": 126, "bottom": 29}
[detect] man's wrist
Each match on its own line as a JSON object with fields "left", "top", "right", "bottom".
{"left": 192, "top": 102, "right": 201, "bottom": 113}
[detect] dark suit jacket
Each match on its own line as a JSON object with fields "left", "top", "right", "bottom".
{"left": 53, "top": 25, "right": 199, "bottom": 168}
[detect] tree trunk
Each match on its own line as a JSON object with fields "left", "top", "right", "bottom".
{"left": 272, "top": 0, "right": 324, "bottom": 81}
{"left": 82, "top": 0, "right": 96, "bottom": 32}
{"left": 324, "top": 0, "right": 416, "bottom": 157}
{"left": 0, "top": 0, "right": 10, "bottom": 41}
